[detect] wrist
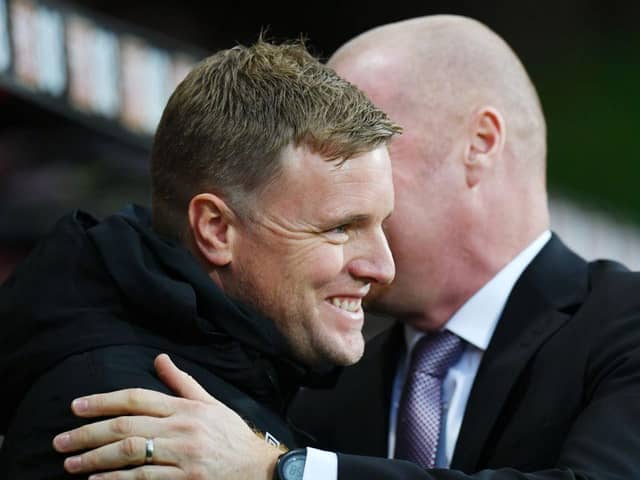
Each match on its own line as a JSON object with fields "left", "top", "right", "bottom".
{"left": 257, "top": 439, "right": 281, "bottom": 480}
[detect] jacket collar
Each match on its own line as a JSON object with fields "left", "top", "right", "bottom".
{"left": 89, "top": 205, "right": 330, "bottom": 414}
{"left": 451, "top": 234, "right": 588, "bottom": 471}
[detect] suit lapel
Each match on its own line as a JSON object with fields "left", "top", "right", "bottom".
{"left": 451, "top": 235, "right": 588, "bottom": 472}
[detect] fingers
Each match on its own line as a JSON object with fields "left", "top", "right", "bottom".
{"left": 154, "top": 354, "right": 214, "bottom": 403}
{"left": 54, "top": 416, "right": 168, "bottom": 453}
{"left": 87, "top": 465, "right": 186, "bottom": 480}
{"left": 71, "top": 388, "right": 177, "bottom": 418}
{"left": 63, "top": 437, "right": 179, "bottom": 475}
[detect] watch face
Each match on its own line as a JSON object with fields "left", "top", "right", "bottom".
{"left": 280, "top": 450, "right": 306, "bottom": 480}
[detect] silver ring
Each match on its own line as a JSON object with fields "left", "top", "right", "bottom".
{"left": 144, "top": 438, "right": 155, "bottom": 464}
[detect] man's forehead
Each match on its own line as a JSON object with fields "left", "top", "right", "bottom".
{"left": 280, "top": 143, "right": 390, "bottom": 176}
{"left": 268, "top": 143, "right": 393, "bottom": 215}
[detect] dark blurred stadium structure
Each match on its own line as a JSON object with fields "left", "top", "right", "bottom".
{"left": 1, "top": 0, "right": 639, "bottom": 284}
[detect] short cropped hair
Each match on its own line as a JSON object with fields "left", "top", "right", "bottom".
{"left": 150, "top": 38, "right": 402, "bottom": 240}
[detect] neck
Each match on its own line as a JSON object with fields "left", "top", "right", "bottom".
{"left": 403, "top": 275, "right": 492, "bottom": 332}
{"left": 407, "top": 224, "right": 549, "bottom": 333}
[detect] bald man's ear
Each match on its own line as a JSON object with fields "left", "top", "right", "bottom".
{"left": 465, "top": 107, "right": 506, "bottom": 188}
{"left": 188, "top": 193, "right": 236, "bottom": 267}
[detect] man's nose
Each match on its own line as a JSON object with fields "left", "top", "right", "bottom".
{"left": 347, "top": 229, "right": 395, "bottom": 285}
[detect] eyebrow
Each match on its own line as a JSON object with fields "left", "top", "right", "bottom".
{"left": 326, "top": 211, "right": 393, "bottom": 228}
{"left": 343, "top": 214, "right": 370, "bottom": 224}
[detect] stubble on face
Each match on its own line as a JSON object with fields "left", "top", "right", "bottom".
{"left": 220, "top": 144, "right": 395, "bottom": 368}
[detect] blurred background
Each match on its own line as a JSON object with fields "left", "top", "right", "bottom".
{"left": 1, "top": 0, "right": 639, "bottom": 285}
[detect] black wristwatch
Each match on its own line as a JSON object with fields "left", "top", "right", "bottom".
{"left": 274, "top": 448, "right": 307, "bottom": 480}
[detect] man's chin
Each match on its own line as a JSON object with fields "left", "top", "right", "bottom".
{"left": 288, "top": 334, "right": 364, "bottom": 370}
{"left": 342, "top": 339, "right": 366, "bottom": 365}
{"left": 319, "top": 336, "right": 365, "bottom": 368}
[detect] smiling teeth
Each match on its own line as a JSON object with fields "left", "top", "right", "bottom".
{"left": 330, "top": 297, "right": 360, "bottom": 312}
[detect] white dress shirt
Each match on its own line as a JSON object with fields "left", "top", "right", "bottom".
{"left": 303, "top": 231, "right": 551, "bottom": 478}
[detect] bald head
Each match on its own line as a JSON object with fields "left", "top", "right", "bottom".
{"left": 329, "top": 15, "right": 547, "bottom": 181}
{"left": 331, "top": 16, "right": 551, "bottom": 328}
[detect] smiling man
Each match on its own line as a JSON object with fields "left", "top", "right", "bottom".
{"left": 48, "top": 15, "right": 640, "bottom": 480}
{"left": 0, "top": 39, "right": 400, "bottom": 479}
{"left": 214, "top": 140, "right": 394, "bottom": 368}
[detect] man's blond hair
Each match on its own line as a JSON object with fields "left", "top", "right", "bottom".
{"left": 151, "top": 38, "right": 401, "bottom": 239}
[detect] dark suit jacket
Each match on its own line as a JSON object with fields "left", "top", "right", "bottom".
{"left": 289, "top": 235, "right": 640, "bottom": 479}
{"left": 0, "top": 208, "right": 304, "bottom": 479}
{"left": 1, "top": 346, "right": 299, "bottom": 479}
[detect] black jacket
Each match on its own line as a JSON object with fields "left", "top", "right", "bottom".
{"left": 289, "top": 236, "right": 640, "bottom": 479}
{"left": 0, "top": 205, "right": 319, "bottom": 479}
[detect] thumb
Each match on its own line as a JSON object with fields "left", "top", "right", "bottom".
{"left": 154, "top": 353, "right": 214, "bottom": 403}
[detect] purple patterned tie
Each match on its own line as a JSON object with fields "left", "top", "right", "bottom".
{"left": 395, "top": 330, "right": 465, "bottom": 469}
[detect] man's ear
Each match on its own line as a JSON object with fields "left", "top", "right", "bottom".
{"left": 464, "top": 106, "right": 506, "bottom": 188}
{"left": 188, "top": 193, "right": 236, "bottom": 267}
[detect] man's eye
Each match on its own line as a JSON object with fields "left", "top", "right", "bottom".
{"left": 324, "top": 225, "right": 349, "bottom": 243}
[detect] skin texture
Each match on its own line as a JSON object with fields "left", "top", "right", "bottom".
{"left": 336, "top": 15, "right": 549, "bottom": 330}
{"left": 53, "top": 14, "right": 553, "bottom": 478}
{"left": 54, "top": 355, "right": 280, "bottom": 480}
{"left": 213, "top": 144, "right": 395, "bottom": 367}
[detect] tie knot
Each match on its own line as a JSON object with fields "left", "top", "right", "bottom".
{"left": 409, "top": 330, "right": 464, "bottom": 378}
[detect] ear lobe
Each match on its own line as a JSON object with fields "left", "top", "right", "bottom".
{"left": 465, "top": 107, "right": 505, "bottom": 188}
{"left": 188, "top": 193, "right": 235, "bottom": 267}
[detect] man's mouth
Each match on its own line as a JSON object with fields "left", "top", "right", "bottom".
{"left": 328, "top": 297, "right": 362, "bottom": 313}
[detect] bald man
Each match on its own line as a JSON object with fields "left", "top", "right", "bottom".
{"left": 287, "top": 15, "right": 640, "bottom": 479}
{"left": 49, "top": 15, "right": 640, "bottom": 480}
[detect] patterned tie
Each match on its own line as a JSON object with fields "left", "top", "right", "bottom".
{"left": 394, "top": 330, "right": 465, "bottom": 469}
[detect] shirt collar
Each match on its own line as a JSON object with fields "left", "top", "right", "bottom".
{"left": 405, "top": 230, "right": 551, "bottom": 352}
